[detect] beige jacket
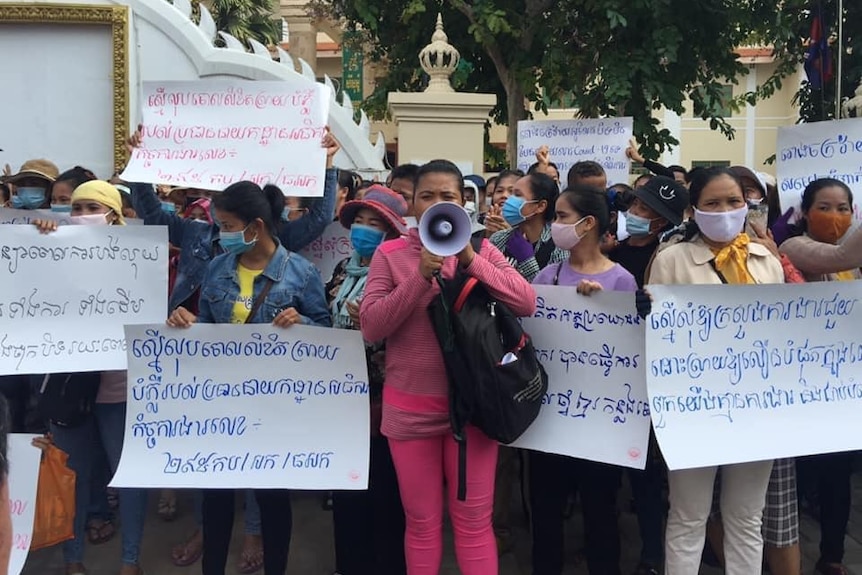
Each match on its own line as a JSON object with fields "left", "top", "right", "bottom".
{"left": 779, "top": 228, "right": 862, "bottom": 283}
{"left": 647, "top": 234, "right": 784, "bottom": 285}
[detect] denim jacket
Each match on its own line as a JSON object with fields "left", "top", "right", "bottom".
{"left": 130, "top": 168, "right": 338, "bottom": 312}
{"left": 197, "top": 241, "right": 332, "bottom": 327}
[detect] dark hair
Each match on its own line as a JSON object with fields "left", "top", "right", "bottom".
{"left": 669, "top": 165, "right": 688, "bottom": 176}
{"left": 524, "top": 173, "right": 559, "bottom": 222}
{"left": 788, "top": 177, "right": 854, "bottom": 238}
{"left": 680, "top": 167, "right": 743, "bottom": 241}
{"left": 56, "top": 165, "right": 97, "bottom": 190}
{"left": 766, "top": 180, "right": 781, "bottom": 229}
{"left": 557, "top": 186, "right": 610, "bottom": 236}
{"left": 685, "top": 166, "right": 705, "bottom": 184}
{"left": 486, "top": 176, "right": 499, "bottom": 189}
{"left": 527, "top": 161, "right": 559, "bottom": 175}
{"left": 0, "top": 183, "right": 9, "bottom": 203}
{"left": 213, "top": 180, "right": 283, "bottom": 235}
{"left": 607, "top": 183, "right": 634, "bottom": 212}
{"left": 496, "top": 169, "right": 525, "bottom": 185}
{"left": 413, "top": 159, "right": 464, "bottom": 197}
{"left": 389, "top": 163, "right": 420, "bottom": 185}
{"left": 567, "top": 161, "right": 606, "bottom": 187}
{"left": 338, "top": 169, "right": 360, "bottom": 202}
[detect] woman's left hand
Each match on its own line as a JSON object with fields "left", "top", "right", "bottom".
{"left": 749, "top": 223, "right": 780, "bottom": 258}
{"left": 273, "top": 307, "right": 302, "bottom": 328}
{"left": 576, "top": 280, "right": 603, "bottom": 296}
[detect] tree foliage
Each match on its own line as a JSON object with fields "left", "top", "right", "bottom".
{"left": 312, "top": 0, "right": 812, "bottom": 165}
{"left": 202, "top": 0, "right": 280, "bottom": 46}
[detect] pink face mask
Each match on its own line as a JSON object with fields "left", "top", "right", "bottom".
{"left": 71, "top": 212, "right": 111, "bottom": 226}
{"left": 550, "top": 217, "right": 587, "bottom": 250}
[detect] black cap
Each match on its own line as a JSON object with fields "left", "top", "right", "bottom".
{"left": 632, "top": 176, "right": 689, "bottom": 225}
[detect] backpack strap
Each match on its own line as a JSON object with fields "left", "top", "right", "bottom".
{"left": 245, "top": 278, "right": 275, "bottom": 324}
{"left": 457, "top": 436, "right": 468, "bottom": 501}
{"left": 534, "top": 237, "right": 556, "bottom": 270}
{"left": 708, "top": 260, "right": 729, "bottom": 284}
{"left": 553, "top": 262, "right": 564, "bottom": 286}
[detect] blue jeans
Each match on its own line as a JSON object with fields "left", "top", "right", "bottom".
{"left": 51, "top": 402, "right": 148, "bottom": 566}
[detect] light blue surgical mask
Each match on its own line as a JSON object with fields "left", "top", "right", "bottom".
{"left": 160, "top": 202, "right": 177, "bottom": 214}
{"left": 218, "top": 224, "right": 257, "bottom": 255}
{"left": 12, "top": 187, "right": 46, "bottom": 210}
{"left": 350, "top": 224, "right": 386, "bottom": 258}
{"left": 625, "top": 213, "right": 655, "bottom": 238}
{"left": 50, "top": 204, "right": 73, "bottom": 213}
{"left": 501, "top": 196, "right": 537, "bottom": 227}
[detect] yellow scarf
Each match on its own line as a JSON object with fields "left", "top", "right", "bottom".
{"left": 710, "top": 234, "right": 754, "bottom": 285}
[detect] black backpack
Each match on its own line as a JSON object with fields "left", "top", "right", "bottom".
{"left": 428, "top": 237, "right": 548, "bottom": 500}
{"left": 37, "top": 372, "right": 101, "bottom": 427}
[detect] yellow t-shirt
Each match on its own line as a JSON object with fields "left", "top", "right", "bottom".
{"left": 231, "top": 264, "right": 264, "bottom": 324}
{"left": 834, "top": 270, "right": 858, "bottom": 282}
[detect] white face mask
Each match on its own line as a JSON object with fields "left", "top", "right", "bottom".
{"left": 71, "top": 212, "right": 112, "bottom": 226}
{"left": 464, "top": 201, "right": 476, "bottom": 216}
{"left": 693, "top": 206, "right": 746, "bottom": 243}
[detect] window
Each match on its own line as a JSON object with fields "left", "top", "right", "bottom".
{"left": 691, "top": 160, "right": 731, "bottom": 169}
{"left": 691, "top": 84, "right": 734, "bottom": 117}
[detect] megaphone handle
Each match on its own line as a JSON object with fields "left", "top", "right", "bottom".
{"left": 433, "top": 270, "right": 445, "bottom": 291}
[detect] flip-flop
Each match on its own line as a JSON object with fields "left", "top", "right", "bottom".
{"left": 171, "top": 530, "right": 203, "bottom": 567}
{"left": 237, "top": 536, "right": 264, "bottom": 574}
{"left": 157, "top": 494, "right": 178, "bottom": 522}
{"left": 86, "top": 519, "right": 116, "bottom": 545}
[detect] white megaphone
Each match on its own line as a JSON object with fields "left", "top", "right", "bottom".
{"left": 418, "top": 201, "right": 473, "bottom": 257}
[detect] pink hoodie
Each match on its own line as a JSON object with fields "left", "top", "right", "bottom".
{"left": 360, "top": 229, "right": 536, "bottom": 440}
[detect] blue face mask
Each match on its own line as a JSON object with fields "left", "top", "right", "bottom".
{"left": 12, "top": 187, "right": 46, "bottom": 210}
{"left": 350, "top": 224, "right": 386, "bottom": 258}
{"left": 219, "top": 224, "right": 257, "bottom": 255}
{"left": 50, "top": 204, "right": 73, "bottom": 213}
{"left": 625, "top": 213, "right": 655, "bottom": 238}
{"left": 501, "top": 196, "right": 537, "bottom": 227}
{"left": 281, "top": 207, "right": 292, "bottom": 222}
{"left": 161, "top": 202, "right": 177, "bottom": 214}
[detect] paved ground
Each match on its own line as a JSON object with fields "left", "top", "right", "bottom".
{"left": 20, "top": 475, "right": 862, "bottom": 574}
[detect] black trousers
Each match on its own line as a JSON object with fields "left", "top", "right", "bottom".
{"left": 201, "top": 489, "right": 292, "bottom": 575}
{"left": 332, "top": 436, "right": 406, "bottom": 575}
{"left": 529, "top": 451, "right": 622, "bottom": 575}
{"left": 798, "top": 452, "right": 854, "bottom": 564}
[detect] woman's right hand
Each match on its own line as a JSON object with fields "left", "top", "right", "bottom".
{"left": 167, "top": 306, "right": 197, "bottom": 328}
{"left": 625, "top": 138, "right": 645, "bottom": 164}
{"left": 32, "top": 219, "right": 58, "bottom": 234}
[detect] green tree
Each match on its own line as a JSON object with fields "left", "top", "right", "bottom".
{"left": 313, "top": 0, "right": 809, "bottom": 165}
{"left": 204, "top": 0, "right": 280, "bottom": 46}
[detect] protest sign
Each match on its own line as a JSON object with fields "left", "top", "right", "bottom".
{"left": 776, "top": 118, "right": 862, "bottom": 219}
{"left": 511, "top": 286, "right": 649, "bottom": 469}
{"left": 0, "top": 225, "right": 168, "bottom": 374}
{"left": 0, "top": 209, "right": 141, "bottom": 226}
{"left": 112, "top": 324, "right": 371, "bottom": 489}
{"left": 517, "top": 118, "right": 633, "bottom": 186}
{"left": 646, "top": 282, "right": 862, "bottom": 470}
{"left": 121, "top": 80, "right": 331, "bottom": 195}
{"left": 299, "top": 221, "right": 352, "bottom": 281}
{"left": 7, "top": 434, "right": 40, "bottom": 575}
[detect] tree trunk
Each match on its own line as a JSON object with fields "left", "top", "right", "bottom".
{"left": 505, "top": 80, "right": 528, "bottom": 169}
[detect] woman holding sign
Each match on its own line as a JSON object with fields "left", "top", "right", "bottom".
{"left": 33, "top": 180, "right": 148, "bottom": 575}
{"left": 326, "top": 184, "right": 408, "bottom": 575}
{"left": 779, "top": 177, "right": 861, "bottom": 575}
{"left": 646, "top": 167, "right": 784, "bottom": 575}
{"left": 167, "top": 179, "right": 332, "bottom": 575}
{"left": 529, "top": 187, "right": 637, "bottom": 575}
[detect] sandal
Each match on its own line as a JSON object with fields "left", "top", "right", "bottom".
{"left": 86, "top": 519, "right": 116, "bottom": 545}
{"left": 107, "top": 488, "right": 119, "bottom": 511}
{"left": 237, "top": 534, "right": 264, "bottom": 574}
{"left": 171, "top": 529, "right": 203, "bottom": 567}
{"left": 157, "top": 490, "right": 178, "bottom": 522}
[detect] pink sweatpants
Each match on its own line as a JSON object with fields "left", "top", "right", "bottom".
{"left": 388, "top": 426, "right": 499, "bottom": 575}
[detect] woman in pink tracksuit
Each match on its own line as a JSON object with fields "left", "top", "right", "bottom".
{"left": 361, "top": 159, "right": 536, "bottom": 574}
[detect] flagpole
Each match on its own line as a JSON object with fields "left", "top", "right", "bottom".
{"left": 836, "top": 0, "right": 844, "bottom": 118}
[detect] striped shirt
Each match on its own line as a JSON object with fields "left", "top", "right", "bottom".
{"left": 360, "top": 229, "right": 536, "bottom": 440}
{"left": 489, "top": 224, "right": 569, "bottom": 282}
